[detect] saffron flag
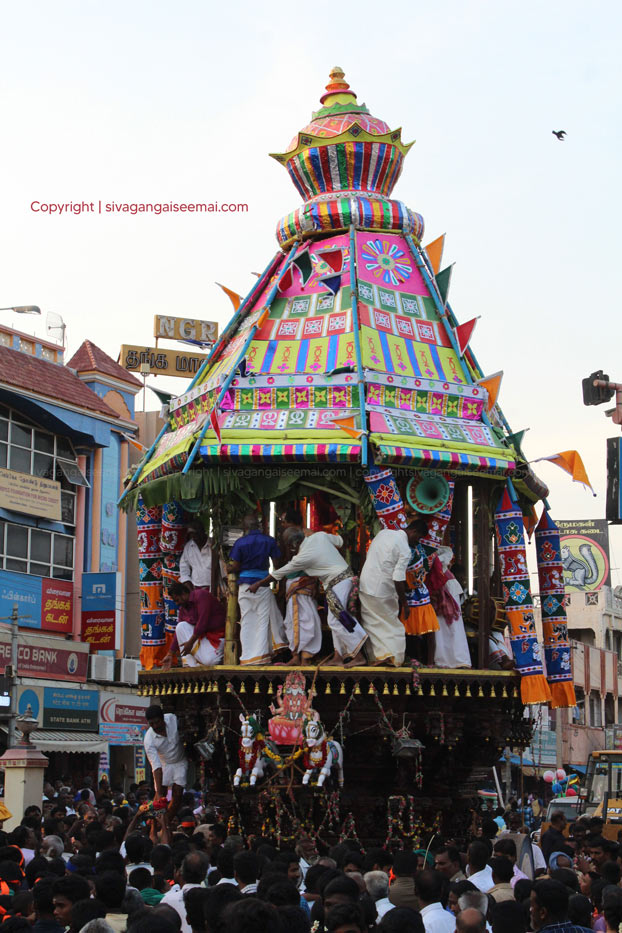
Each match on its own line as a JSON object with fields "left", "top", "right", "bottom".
{"left": 533, "top": 451, "right": 595, "bottom": 495}
{"left": 216, "top": 282, "right": 242, "bottom": 311}
{"left": 331, "top": 415, "right": 365, "bottom": 439}
{"left": 424, "top": 234, "right": 445, "bottom": 275}
{"left": 256, "top": 307, "right": 271, "bottom": 329}
{"left": 210, "top": 407, "right": 222, "bottom": 445}
{"left": 121, "top": 432, "right": 146, "bottom": 452}
{"left": 454, "top": 317, "right": 479, "bottom": 356}
{"left": 477, "top": 371, "right": 503, "bottom": 412}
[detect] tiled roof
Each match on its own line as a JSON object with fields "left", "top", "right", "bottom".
{"left": 68, "top": 340, "right": 142, "bottom": 388}
{"left": 0, "top": 344, "right": 119, "bottom": 418}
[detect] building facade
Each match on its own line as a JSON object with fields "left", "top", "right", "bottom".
{"left": 0, "top": 324, "right": 146, "bottom": 789}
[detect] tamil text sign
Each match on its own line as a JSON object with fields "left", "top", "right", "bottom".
{"left": 100, "top": 694, "right": 149, "bottom": 745}
{"left": 0, "top": 571, "right": 73, "bottom": 633}
{"left": 120, "top": 345, "right": 206, "bottom": 377}
{"left": 81, "top": 572, "right": 118, "bottom": 650}
{"left": 43, "top": 687, "right": 99, "bottom": 731}
{"left": 558, "top": 519, "right": 611, "bottom": 591}
{"left": 0, "top": 468, "right": 61, "bottom": 521}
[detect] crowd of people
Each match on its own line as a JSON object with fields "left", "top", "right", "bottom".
{"left": 0, "top": 778, "right": 620, "bottom": 933}
{"left": 162, "top": 509, "right": 486, "bottom": 673}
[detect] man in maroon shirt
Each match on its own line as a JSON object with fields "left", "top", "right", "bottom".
{"left": 161, "top": 582, "right": 225, "bottom": 670}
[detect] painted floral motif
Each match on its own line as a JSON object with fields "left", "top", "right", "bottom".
{"left": 375, "top": 483, "right": 397, "bottom": 505}
{"left": 361, "top": 239, "right": 412, "bottom": 286}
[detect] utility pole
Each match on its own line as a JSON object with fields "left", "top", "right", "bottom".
{"left": 0, "top": 603, "right": 25, "bottom": 748}
{"left": 8, "top": 604, "right": 18, "bottom": 748}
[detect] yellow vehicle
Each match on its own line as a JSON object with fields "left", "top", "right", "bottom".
{"left": 584, "top": 749, "right": 622, "bottom": 840}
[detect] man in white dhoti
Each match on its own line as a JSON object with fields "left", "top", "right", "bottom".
{"left": 144, "top": 705, "right": 188, "bottom": 815}
{"left": 359, "top": 524, "right": 424, "bottom": 667}
{"left": 431, "top": 546, "right": 472, "bottom": 669}
{"left": 249, "top": 530, "right": 368, "bottom": 667}
{"left": 279, "top": 527, "right": 322, "bottom": 664}
{"left": 228, "top": 514, "right": 287, "bottom": 665}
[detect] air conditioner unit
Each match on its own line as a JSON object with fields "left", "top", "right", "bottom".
{"left": 90, "top": 655, "right": 114, "bottom": 682}
{"left": 115, "top": 659, "right": 140, "bottom": 684}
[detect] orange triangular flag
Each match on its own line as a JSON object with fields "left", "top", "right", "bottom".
{"left": 216, "top": 282, "right": 242, "bottom": 311}
{"left": 476, "top": 371, "right": 503, "bottom": 412}
{"left": 256, "top": 307, "right": 270, "bottom": 329}
{"left": 523, "top": 505, "right": 539, "bottom": 542}
{"left": 331, "top": 415, "right": 365, "bottom": 438}
{"left": 424, "top": 234, "right": 445, "bottom": 275}
{"left": 533, "top": 450, "right": 595, "bottom": 495}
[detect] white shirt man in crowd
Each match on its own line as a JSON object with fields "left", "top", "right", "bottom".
{"left": 179, "top": 520, "right": 212, "bottom": 589}
{"left": 160, "top": 851, "right": 208, "bottom": 933}
{"left": 143, "top": 705, "right": 188, "bottom": 815}
{"left": 359, "top": 520, "right": 427, "bottom": 666}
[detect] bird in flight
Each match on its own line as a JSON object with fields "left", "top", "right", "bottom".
{"left": 552, "top": 130, "right": 567, "bottom": 140}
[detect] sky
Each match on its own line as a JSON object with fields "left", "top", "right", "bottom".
{"left": 1, "top": 0, "right": 621, "bottom": 582}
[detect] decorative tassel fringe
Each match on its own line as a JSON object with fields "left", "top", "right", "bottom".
{"left": 521, "top": 674, "right": 552, "bottom": 706}
{"left": 549, "top": 681, "right": 577, "bottom": 710}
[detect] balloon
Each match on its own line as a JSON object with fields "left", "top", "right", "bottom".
{"left": 566, "top": 787, "right": 578, "bottom": 797}
{"left": 556, "top": 769, "right": 567, "bottom": 781}
{"left": 552, "top": 782, "right": 562, "bottom": 794}
{"left": 543, "top": 770, "right": 556, "bottom": 783}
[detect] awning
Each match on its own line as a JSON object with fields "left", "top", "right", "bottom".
{"left": 32, "top": 731, "right": 108, "bottom": 753}
{"left": 1, "top": 729, "right": 107, "bottom": 754}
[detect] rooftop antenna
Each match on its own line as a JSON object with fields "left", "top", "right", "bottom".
{"left": 46, "top": 312, "right": 66, "bottom": 349}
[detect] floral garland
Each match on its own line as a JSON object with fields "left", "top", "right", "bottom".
{"left": 302, "top": 741, "right": 329, "bottom": 772}
{"left": 339, "top": 811, "right": 363, "bottom": 850}
{"left": 385, "top": 795, "right": 421, "bottom": 849}
{"left": 239, "top": 739, "right": 263, "bottom": 772}
{"left": 411, "top": 659, "right": 423, "bottom": 689}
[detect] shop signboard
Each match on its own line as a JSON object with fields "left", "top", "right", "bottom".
{"left": 17, "top": 685, "right": 43, "bottom": 719}
{"left": 81, "top": 573, "right": 118, "bottom": 650}
{"left": 81, "top": 611, "right": 116, "bottom": 650}
{"left": 41, "top": 579, "right": 73, "bottom": 634}
{"left": 99, "top": 694, "right": 149, "bottom": 745}
{"left": 0, "top": 571, "right": 73, "bottom": 633}
{"left": 0, "top": 631, "right": 89, "bottom": 681}
{"left": 530, "top": 727, "right": 557, "bottom": 767}
{"left": 0, "top": 467, "right": 61, "bottom": 521}
{"left": 43, "top": 687, "right": 99, "bottom": 730}
{"left": 154, "top": 315, "right": 218, "bottom": 343}
{"left": 120, "top": 345, "right": 206, "bottom": 377}
{"left": 134, "top": 746, "right": 146, "bottom": 783}
{"left": 0, "top": 570, "right": 41, "bottom": 629}
{"left": 558, "top": 519, "right": 611, "bottom": 591}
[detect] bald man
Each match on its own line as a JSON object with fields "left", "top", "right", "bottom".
{"left": 456, "top": 908, "right": 486, "bottom": 933}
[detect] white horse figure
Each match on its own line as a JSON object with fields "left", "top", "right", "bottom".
{"left": 233, "top": 714, "right": 266, "bottom": 787}
{"left": 301, "top": 712, "right": 344, "bottom": 787}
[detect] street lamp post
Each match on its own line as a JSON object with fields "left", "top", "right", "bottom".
{"left": 0, "top": 306, "right": 41, "bottom": 315}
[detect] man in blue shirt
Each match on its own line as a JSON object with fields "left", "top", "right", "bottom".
{"left": 228, "top": 513, "right": 286, "bottom": 665}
